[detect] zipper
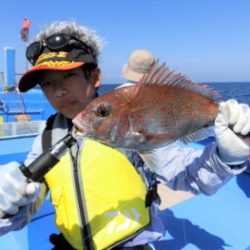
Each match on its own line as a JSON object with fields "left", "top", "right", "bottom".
{"left": 71, "top": 146, "right": 95, "bottom": 250}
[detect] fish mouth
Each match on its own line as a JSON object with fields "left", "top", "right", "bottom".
{"left": 71, "top": 119, "right": 90, "bottom": 138}
{"left": 71, "top": 125, "right": 83, "bottom": 138}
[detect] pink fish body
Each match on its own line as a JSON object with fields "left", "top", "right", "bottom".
{"left": 72, "top": 61, "right": 220, "bottom": 151}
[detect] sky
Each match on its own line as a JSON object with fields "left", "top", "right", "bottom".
{"left": 0, "top": 0, "right": 249, "bottom": 84}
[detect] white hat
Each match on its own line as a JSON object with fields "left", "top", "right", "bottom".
{"left": 122, "top": 49, "right": 155, "bottom": 82}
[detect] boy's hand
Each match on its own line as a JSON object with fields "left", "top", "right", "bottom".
{"left": 215, "top": 99, "right": 250, "bottom": 165}
{"left": 0, "top": 162, "right": 41, "bottom": 218}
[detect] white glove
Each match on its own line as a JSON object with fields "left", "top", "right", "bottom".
{"left": 215, "top": 99, "right": 250, "bottom": 165}
{"left": 0, "top": 162, "right": 41, "bottom": 218}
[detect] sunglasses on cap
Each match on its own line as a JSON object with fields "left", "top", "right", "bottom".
{"left": 26, "top": 33, "right": 93, "bottom": 65}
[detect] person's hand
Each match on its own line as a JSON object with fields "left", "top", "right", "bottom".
{"left": 214, "top": 99, "right": 250, "bottom": 165}
{"left": 0, "top": 162, "right": 41, "bottom": 218}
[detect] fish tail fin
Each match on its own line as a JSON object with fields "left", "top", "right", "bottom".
{"left": 181, "top": 126, "right": 215, "bottom": 144}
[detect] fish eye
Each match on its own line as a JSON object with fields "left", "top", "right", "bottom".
{"left": 96, "top": 105, "right": 110, "bottom": 117}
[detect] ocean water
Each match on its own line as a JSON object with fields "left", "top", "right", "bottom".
{"left": 208, "top": 82, "right": 250, "bottom": 105}
{"left": 99, "top": 82, "right": 250, "bottom": 105}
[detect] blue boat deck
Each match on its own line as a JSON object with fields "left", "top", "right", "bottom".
{"left": 153, "top": 173, "right": 250, "bottom": 250}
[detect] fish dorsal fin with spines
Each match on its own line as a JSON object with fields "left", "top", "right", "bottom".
{"left": 138, "top": 60, "right": 220, "bottom": 101}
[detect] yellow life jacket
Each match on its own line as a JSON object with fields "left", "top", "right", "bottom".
{"left": 45, "top": 139, "right": 150, "bottom": 250}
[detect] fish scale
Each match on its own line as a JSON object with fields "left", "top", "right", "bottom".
{"left": 129, "top": 85, "right": 218, "bottom": 140}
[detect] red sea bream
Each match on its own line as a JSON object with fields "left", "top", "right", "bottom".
{"left": 72, "top": 61, "right": 220, "bottom": 151}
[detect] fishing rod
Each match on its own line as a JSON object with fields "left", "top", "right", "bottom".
{"left": 20, "top": 133, "right": 76, "bottom": 182}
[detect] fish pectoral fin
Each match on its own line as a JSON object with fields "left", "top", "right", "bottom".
{"left": 181, "top": 127, "right": 215, "bottom": 144}
{"left": 131, "top": 131, "right": 148, "bottom": 144}
{"left": 132, "top": 131, "right": 174, "bottom": 147}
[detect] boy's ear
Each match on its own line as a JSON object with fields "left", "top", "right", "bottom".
{"left": 93, "top": 68, "right": 102, "bottom": 88}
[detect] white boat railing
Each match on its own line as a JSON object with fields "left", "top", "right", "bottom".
{"left": 0, "top": 120, "right": 46, "bottom": 139}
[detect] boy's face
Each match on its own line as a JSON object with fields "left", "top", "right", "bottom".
{"left": 40, "top": 67, "right": 101, "bottom": 119}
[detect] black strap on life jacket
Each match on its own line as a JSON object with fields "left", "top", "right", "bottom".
{"left": 41, "top": 113, "right": 73, "bottom": 152}
{"left": 145, "top": 181, "right": 159, "bottom": 207}
{"left": 42, "top": 113, "right": 57, "bottom": 152}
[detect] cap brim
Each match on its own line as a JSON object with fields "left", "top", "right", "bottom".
{"left": 122, "top": 64, "right": 143, "bottom": 82}
{"left": 18, "top": 61, "right": 85, "bottom": 92}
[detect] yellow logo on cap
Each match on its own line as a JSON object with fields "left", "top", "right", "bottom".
{"left": 36, "top": 61, "right": 75, "bottom": 67}
{"left": 35, "top": 51, "right": 68, "bottom": 65}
